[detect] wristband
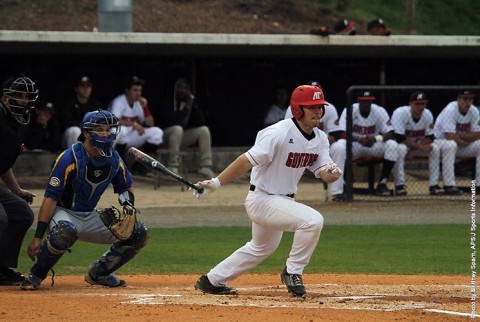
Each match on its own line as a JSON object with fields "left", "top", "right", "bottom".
{"left": 212, "top": 177, "right": 221, "bottom": 189}
{"left": 34, "top": 221, "right": 49, "bottom": 239}
{"left": 375, "top": 135, "right": 384, "bottom": 143}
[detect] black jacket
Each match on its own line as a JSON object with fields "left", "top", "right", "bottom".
{"left": 0, "top": 104, "right": 28, "bottom": 176}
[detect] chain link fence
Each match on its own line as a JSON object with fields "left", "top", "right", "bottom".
{"left": 342, "top": 85, "right": 480, "bottom": 202}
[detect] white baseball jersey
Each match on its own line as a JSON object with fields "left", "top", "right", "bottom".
{"left": 339, "top": 103, "right": 392, "bottom": 137}
{"left": 391, "top": 105, "right": 435, "bottom": 140}
{"left": 434, "top": 101, "right": 480, "bottom": 139}
{"left": 284, "top": 101, "right": 343, "bottom": 134}
{"left": 108, "top": 94, "right": 145, "bottom": 123}
{"left": 245, "top": 118, "right": 332, "bottom": 195}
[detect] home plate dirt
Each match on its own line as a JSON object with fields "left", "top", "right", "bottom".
{"left": 0, "top": 274, "right": 475, "bottom": 321}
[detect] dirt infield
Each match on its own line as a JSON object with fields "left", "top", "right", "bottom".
{"left": 0, "top": 274, "right": 474, "bottom": 321}
{"left": 8, "top": 175, "right": 474, "bottom": 321}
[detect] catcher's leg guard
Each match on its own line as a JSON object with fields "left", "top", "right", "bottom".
{"left": 27, "top": 221, "right": 78, "bottom": 286}
{"left": 87, "top": 222, "right": 147, "bottom": 285}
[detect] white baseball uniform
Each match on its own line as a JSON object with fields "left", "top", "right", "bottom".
{"left": 434, "top": 101, "right": 480, "bottom": 183}
{"left": 285, "top": 102, "right": 345, "bottom": 196}
{"left": 206, "top": 118, "right": 332, "bottom": 286}
{"left": 108, "top": 94, "right": 163, "bottom": 147}
{"left": 329, "top": 103, "right": 399, "bottom": 195}
{"left": 390, "top": 105, "right": 457, "bottom": 187}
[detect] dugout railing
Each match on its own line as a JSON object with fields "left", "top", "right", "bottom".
{"left": 344, "top": 85, "right": 480, "bottom": 202}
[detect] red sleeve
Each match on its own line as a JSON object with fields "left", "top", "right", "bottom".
{"left": 142, "top": 106, "right": 151, "bottom": 117}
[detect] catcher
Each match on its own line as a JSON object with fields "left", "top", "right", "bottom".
{"left": 21, "top": 110, "right": 147, "bottom": 290}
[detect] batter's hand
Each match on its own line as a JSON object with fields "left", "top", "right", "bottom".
{"left": 27, "top": 238, "right": 42, "bottom": 261}
{"left": 318, "top": 162, "right": 343, "bottom": 183}
{"left": 190, "top": 177, "right": 221, "bottom": 200}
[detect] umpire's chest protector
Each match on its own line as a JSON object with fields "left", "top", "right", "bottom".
{"left": 71, "top": 143, "right": 120, "bottom": 211}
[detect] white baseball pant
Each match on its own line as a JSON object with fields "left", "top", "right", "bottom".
{"left": 206, "top": 190, "right": 323, "bottom": 287}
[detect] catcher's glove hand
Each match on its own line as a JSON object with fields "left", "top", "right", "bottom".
{"left": 98, "top": 205, "right": 138, "bottom": 240}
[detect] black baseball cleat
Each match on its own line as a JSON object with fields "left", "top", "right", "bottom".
{"left": 394, "top": 185, "right": 407, "bottom": 196}
{"left": 429, "top": 185, "right": 444, "bottom": 195}
{"left": 375, "top": 183, "right": 391, "bottom": 197}
{"left": 444, "top": 186, "right": 462, "bottom": 195}
{"left": 194, "top": 275, "right": 237, "bottom": 295}
{"left": 0, "top": 267, "right": 26, "bottom": 286}
{"left": 331, "top": 193, "right": 346, "bottom": 202}
{"left": 280, "top": 267, "right": 306, "bottom": 299}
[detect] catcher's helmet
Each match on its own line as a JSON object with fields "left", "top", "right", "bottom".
{"left": 290, "top": 85, "right": 326, "bottom": 119}
{"left": 2, "top": 75, "right": 39, "bottom": 124}
{"left": 78, "top": 109, "right": 120, "bottom": 157}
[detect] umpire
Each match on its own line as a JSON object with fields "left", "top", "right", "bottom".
{"left": 0, "top": 74, "right": 39, "bottom": 285}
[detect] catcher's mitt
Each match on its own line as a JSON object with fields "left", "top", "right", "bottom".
{"left": 98, "top": 205, "right": 138, "bottom": 240}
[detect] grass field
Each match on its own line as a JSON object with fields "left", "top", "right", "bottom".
{"left": 17, "top": 224, "right": 471, "bottom": 276}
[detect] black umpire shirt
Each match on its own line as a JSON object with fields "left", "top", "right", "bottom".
{"left": 0, "top": 103, "right": 28, "bottom": 176}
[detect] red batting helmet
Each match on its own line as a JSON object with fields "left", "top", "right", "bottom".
{"left": 290, "top": 85, "right": 326, "bottom": 119}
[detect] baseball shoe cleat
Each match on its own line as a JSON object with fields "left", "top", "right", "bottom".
{"left": 394, "top": 185, "right": 407, "bottom": 196}
{"left": 0, "top": 267, "right": 26, "bottom": 286}
{"left": 444, "top": 186, "right": 462, "bottom": 195}
{"left": 85, "top": 273, "right": 126, "bottom": 287}
{"left": 280, "top": 267, "right": 306, "bottom": 299}
{"left": 20, "top": 272, "right": 42, "bottom": 290}
{"left": 375, "top": 183, "right": 392, "bottom": 197}
{"left": 429, "top": 185, "right": 444, "bottom": 195}
{"left": 194, "top": 274, "right": 237, "bottom": 295}
{"left": 331, "top": 193, "right": 346, "bottom": 202}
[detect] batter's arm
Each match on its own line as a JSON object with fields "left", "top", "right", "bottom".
{"left": 216, "top": 154, "right": 253, "bottom": 186}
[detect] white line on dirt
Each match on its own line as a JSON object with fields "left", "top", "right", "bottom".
{"left": 424, "top": 309, "right": 480, "bottom": 318}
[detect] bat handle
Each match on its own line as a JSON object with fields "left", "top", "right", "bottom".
{"left": 197, "top": 187, "right": 204, "bottom": 194}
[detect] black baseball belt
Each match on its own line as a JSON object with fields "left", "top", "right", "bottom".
{"left": 249, "top": 184, "right": 295, "bottom": 198}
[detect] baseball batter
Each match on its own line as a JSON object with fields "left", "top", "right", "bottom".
{"left": 192, "top": 85, "right": 341, "bottom": 298}
{"left": 330, "top": 91, "right": 400, "bottom": 197}
{"left": 434, "top": 90, "right": 480, "bottom": 193}
{"left": 391, "top": 92, "right": 457, "bottom": 195}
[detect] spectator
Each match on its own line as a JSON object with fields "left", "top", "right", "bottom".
{"left": 60, "top": 76, "right": 102, "bottom": 149}
{"left": 367, "top": 18, "right": 391, "bottom": 36}
{"left": 0, "top": 74, "right": 38, "bottom": 285}
{"left": 108, "top": 76, "right": 163, "bottom": 175}
{"left": 330, "top": 91, "right": 400, "bottom": 198}
{"left": 24, "top": 101, "right": 62, "bottom": 152}
{"left": 156, "top": 78, "right": 214, "bottom": 177}
{"left": 264, "top": 86, "right": 289, "bottom": 126}
{"left": 391, "top": 92, "right": 457, "bottom": 195}
{"left": 285, "top": 81, "right": 344, "bottom": 200}
{"left": 333, "top": 19, "right": 356, "bottom": 35}
{"left": 433, "top": 90, "right": 480, "bottom": 194}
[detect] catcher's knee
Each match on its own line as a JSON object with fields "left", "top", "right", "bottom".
{"left": 47, "top": 220, "right": 78, "bottom": 255}
{"left": 119, "top": 221, "right": 148, "bottom": 251}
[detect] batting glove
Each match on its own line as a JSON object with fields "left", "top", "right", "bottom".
{"left": 319, "top": 162, "right": 343, "bottom": 178}
{"left": 191, "top": 177, "right": 221, "bottom": 200}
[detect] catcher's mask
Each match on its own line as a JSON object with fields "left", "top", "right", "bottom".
{"left": 2, "top": 75, "right": 39, "bottom": 124}
{"left": 78, "top": 109, "right": 120, "bottom": 157}
{"left": 290, "top": 85, "right": 326, "bottom": 119}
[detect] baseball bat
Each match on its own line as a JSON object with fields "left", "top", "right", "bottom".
{"left": 127, "top": 147, "right": 204, "bottom": 193}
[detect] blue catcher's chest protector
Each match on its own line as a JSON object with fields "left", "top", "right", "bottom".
{"left": 71, "top": 143, "right": 120, "bottom": 211}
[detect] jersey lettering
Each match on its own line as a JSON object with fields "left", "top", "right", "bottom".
{"left": 456, "top": 123, "right": 471, "bottom": 132}
{"left": 405, "top": 129, "right": 425, "bottom": 137}
{"left": 285, "top": 152, "right": 318, "bottom": 168}
{"left": 352, "top": 125, "right": 375, "bottom": 135}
